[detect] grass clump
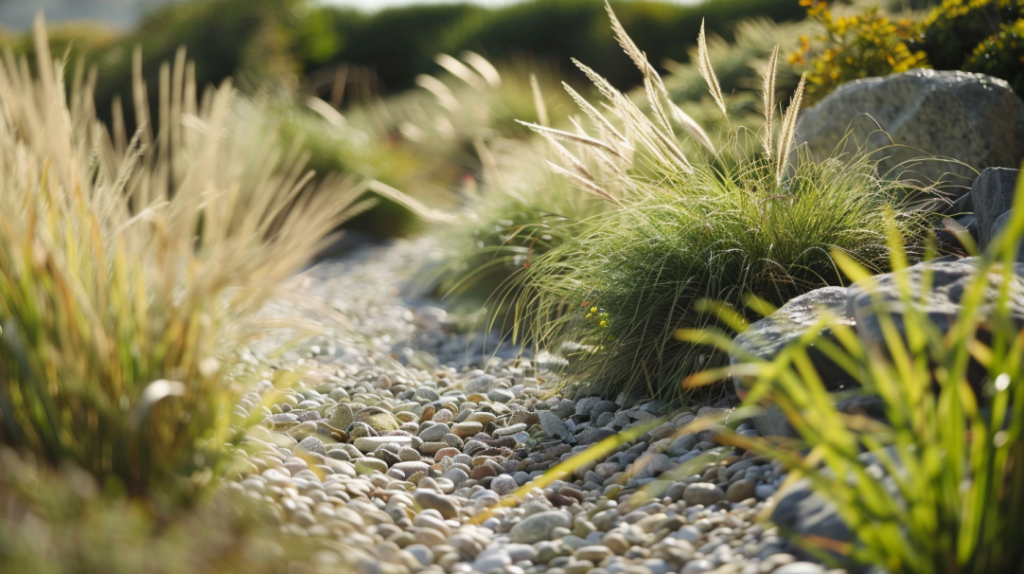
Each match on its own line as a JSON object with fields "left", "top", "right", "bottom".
{"left": 0, "top": 20, "right": 363, "bottom": 508}
{"left": 690, "top": 190, "right": 1024, "bottom": 573}
{"left": 515, "top": 3, "right": 929, "bottom": 402}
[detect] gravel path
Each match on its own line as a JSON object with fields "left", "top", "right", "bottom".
{"left": 225, "top": 238, "right": 841, "bottom": 574}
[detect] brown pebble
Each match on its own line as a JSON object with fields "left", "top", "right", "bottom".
{"left": 419, "top": 405, "right": 436, "bottom": 424}
{"left": 470, "top": 465, "right": 497, "bottom": 480}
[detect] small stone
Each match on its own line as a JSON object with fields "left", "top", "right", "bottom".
{"left": 353, "top": 457, "right": 388, "bottom": 475}
{"left": 680, "top": 559, "right": 715, "bottom": 574}
{"left": 488, "top": 388, "right": 515, "bottom": 403}
{"left": 601, "top": 532, "right": 630, "bottom": 555}
{"left": 328, "top": 404, "right": 353, "bottom": 430}
{"left": 405, "top": 544, "right": 433, "bottom": 566}
{"left": 576, "top": 546, "right": 612, "bottom": 563}
{"left": 509, "top": 510, "right": 572, "bottom": 544}
{"left": 538, "top": 410, "right": 571, "bottom": 440}
{"left": 451, "top": 421, "right": 484, "bottom": 439}
{"left": 413, "top": 489, "right": 459, "bottom": 519}
{"left": 725, "top": 479, "right": 756, "bottom": 503}
{"left": 353, "top": 406, "right": 400, "bottom": 432}
{"left": 419, "top": 422, "right": 450, "bottom": 442}
{"left": 295, "top": 436, "right": 328, "bottom": 457}
{"left": 491, "top": 475, "right": 518, "bottom": 495}
{"left": 683, "top": 483, "right": 725, "bottom": 506}
{"left": 774, "top": 563, "right": 827, "bottom": 574}
{"left": 354, "top": 436, "right": 415, "bottom": 453}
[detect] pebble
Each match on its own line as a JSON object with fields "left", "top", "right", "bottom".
{"left": 413, "top": 489, "right": 459, "bottom": 520}
{"left": 509, "top": 510, "right": 572, "bottom": 544}
{"left": 683, "top": 483, "right": 726, "bottom": 506}
{"left": 220, "top": 239, "right": 831, "bottom": 574}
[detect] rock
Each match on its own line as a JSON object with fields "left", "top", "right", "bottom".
{"left": 848, "top": 257, "right": 1024, "bottom": 391}
{"left": 354, "top": 436, "right": 416, "bottom": 453}
{"left": 576, "top": 546, "right": 613, "bottom": 562}
{"left": 413, "top": 489, "right": 459, "bottom": 520}
{"left": 509, "top": 510, "right": 572, "bottom": 544}
{"left": 667, "top": 434, "right": 698, "bottom": 456}
{"left": 415, "top": 386, "right": 441, "bottom": 401}
{"left": 771, "top": 480, "right": 853, "bottom": 564}
{"left": 732, "top": 286, "right": 859, "bottom": 436}
{"left": 295, "top": 436, "right": 328, "bottom": 457}
{"left": 472, "top": 548, "right": 511, "bottom": 572}
{"left": 725, "top": 479, "right": 756, "bottom": 502}
{"left": 491, "top": 475, "right": 518, "bottom": 495}
{"left": 682, "top": 483, "right": 725, "bottom": 506}
{"left": 419, "top": 422, "right": 449, "bottom": 442}
{"left": 992, "top": 209, "right": 1024, "bottom": 262}
{"left": 488, "top": 388, "right": 515, "bottom": 403}
{"left": 451, "top": 421, "right": 483, "bottom": 439}
{"left": 538, "top": 410, "right": 572, "bottom": 441}
{"left": 575, "top": 427, "right": 617, "bottom": 445}
{"left": 972, "top": 168, "right": 1019, "bottom": 248}
{"left": 774, "top": 563, "right": 827, "bottom": 574}
{"left": 328, "top": 404, "right": 354, "bottom": 430}
{"left": 602, "top": 532, "right": 630, "bottom": 555}
{"left": 353, "top": 457, "right": 388, "bottom": 474}
{"left": 465, "top": 375, "right": 497, "bottom": 394}
{"left": 404, "top": 545, "right": 433, "bottom": 567}
{"left": 354, "top": 407, "right": 400, "bottom": 432}
{"left": 795, "top": 69, "right": 1024, "bottom": 187}
{"left": 731, "top": 287, "right": 857, "bottom": 397}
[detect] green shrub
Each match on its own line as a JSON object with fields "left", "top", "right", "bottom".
{"left": 421, "top": 139, "right": 611, "bottom": 330}
{"left": 964, "top": 17, "right": 1024, "bottom": 94}
{"left": 789, "top": 1, "right": 929, "bottom": 103}
{"left": 0, "top": 23, "right": 361, "bottom": 508}
{"left": 515, "top": 4, "right": 929, "bottom": 402}
{"left": 912, "top": 0, "right": 1023, "bottom": 71}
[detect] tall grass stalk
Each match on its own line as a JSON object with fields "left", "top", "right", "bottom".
{"left": 513, "top": 2, "right": 929, "bottom": 401}
{"left": 0, "top": 19, "right": 364, "bottom": 507}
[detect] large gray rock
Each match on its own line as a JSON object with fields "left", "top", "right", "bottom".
{"left": 731, "top": 287, "right": 858, "bottom": 397}
{"left": 992, "top": 209, "right": 1024, "bottom": 261}
{"left": 972, "top": 168, "right": 1020, "bottom": 248}
{"left": 849, "top": 257, "right": 1024, "bottom": 392}
{"left": 731, "top": 287, "right": 862, "bottom": 437}
{"left": 795, "top": 69, "right": 1024, "bottom": 188}
{"left": 848, "top": 257, "right": 1024, "bottom": 346}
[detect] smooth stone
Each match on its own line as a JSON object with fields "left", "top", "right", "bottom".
{"left": 725, "top": 479, "right": 756, "bottom": 503}
{"left": 488, "top": 388, "right": 515, "bottom": 403}
{"left": 682, "top": 483, "right": 725, "bottom": 506}
{"left": 295, "top": 436, "right": 328, "bottom": 457}
{"left": 353, "top": 457, "right": 388, "bottom": 475}
{"left": 509, "top": 510, "right": 572, "bottom": 544}
{"left": 353, "top": 406, "right": 401, "bottom": 432}
{"left": 328, "top": 404, "right": 353, "bottom": 430}
{"left": 774, "top": 563, "right": 827, "bottom": 574}
{"left": 419, "top": 423, "right": 450, "bottom": 442}
{"left": 451, "top": 421, "right": 483, "bottom": 439}
{"left": 538, "top": 410, "right": 572, "bottom": 441}
{"left": 413, "top": 489, "right": 459, "bottom": 520}
{"left": 354, "top": 436, "right": 415, "bottom": 453}
{"left": 491, "top": 474, "right": 518, "bottom": 495}
{"left": 576, "top": 546, "right": 613, "bottom": 562}
{"left": 405, "top": 544, "right": 434, "bottom": 566}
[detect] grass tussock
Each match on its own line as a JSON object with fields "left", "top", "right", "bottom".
{"left": 514, "top": 2, "right": 930, "bottom": 402}
{"left": 0, "top": 19, "right": 363, "bottom": 507}
{"left": 685, "top": 188, "right": 1024, "bottom": 573}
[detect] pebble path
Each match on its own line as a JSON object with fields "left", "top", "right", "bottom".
{"left": 224, "top": 239, "right": 841, "bottom": 574}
